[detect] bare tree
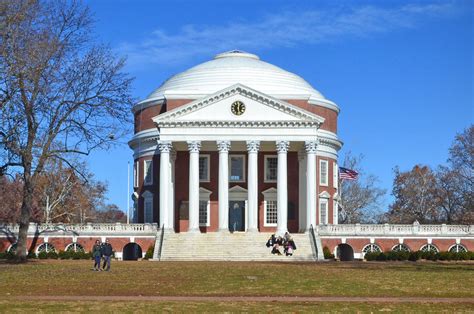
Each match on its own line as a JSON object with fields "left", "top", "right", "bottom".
{"left": 0, "top": 0, "right": 133, "bottom": 261}
{"left": 436, "top": 125, "right": 473, "bottom": 224}
{"left": 386, "top": 165, "right": 441, "bottom": 224}
{"left": 338, "top": 152, "right": 386, "bottom": 223}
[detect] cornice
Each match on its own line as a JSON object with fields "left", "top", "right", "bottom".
{"left": 156, "top": 120, "right": 320, "bottom": 128}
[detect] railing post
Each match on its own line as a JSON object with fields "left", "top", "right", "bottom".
{"left": 383, "top": 223, "right": 389, "bottom": 235}
{"left": 355, "top": 223, "right": 361, "bottom": 235}
{"left": 441, "top": 224, "right": 447, "bottom": 235}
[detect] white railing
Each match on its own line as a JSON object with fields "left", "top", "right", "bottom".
{"left": 316, "top": 223, "right": 473, "bottom": 236}
{"left": 0, "top": 223, "right": 158, "bottom": 236}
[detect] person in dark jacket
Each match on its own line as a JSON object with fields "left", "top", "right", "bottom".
{"left": 101, "top": 238, "right": 113, "bottom": 271}
{"left": 92, "top": 240, "right": 102, "bottom": 271}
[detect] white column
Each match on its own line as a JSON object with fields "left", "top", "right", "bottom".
{"left": 158, "top": 141, "right": 172, "bottom": 229}
{"left": 246, "top": 140, "right": 260, "bottom": 232}
{"left": 187, "top": 141, "right": 201, "bottom": 233}
{"left": 276, "top": 140, "right": 289, "bottom": 236}
{"left": 298, "top": 150, "right": 307, "bottom": 232}
{"left": 305, "top": 141, "right": 317, "bottom": 231}
{"left": 168, "top": 150, "right": 176, "bottom": 231}
{"left": 217, "top": 140, "right": 231, "bottom": 232}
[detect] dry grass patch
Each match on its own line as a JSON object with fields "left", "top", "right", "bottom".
{"left": 0, "top": 260, "right": 473, "bottom": 298}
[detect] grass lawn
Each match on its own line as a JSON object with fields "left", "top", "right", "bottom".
{"left": 0, "top": 301, "right": 473, "bottom": 313}
{"left": 0, "top": 260, "right": 473, "bottom": 312}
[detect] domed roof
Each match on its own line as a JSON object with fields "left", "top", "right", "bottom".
{"left": 143, "top": 50, "right": 326, "bottom": 103}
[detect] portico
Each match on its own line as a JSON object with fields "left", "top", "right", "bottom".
{"left": 150, "top": 84, "right": 338, "bottom": 235}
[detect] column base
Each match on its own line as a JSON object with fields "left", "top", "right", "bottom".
{"left": 276, "top": 229, "right": 288, "bottom": 237}
{"left": 246, "top": 228, "right": 259, "bottom": 233}
{"left": 187, "top": 228, "right": 201, "bottom": 234}
{"left": 218, "top": 228, "right": 229, "bottom": 233}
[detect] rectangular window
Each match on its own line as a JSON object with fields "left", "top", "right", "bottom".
{"left": 134, "top": 161, "right": 139, "bottom": 188}
{"left": 320, "top": 160, "right": 328, "bottom": 186}
{"left": 264, "top": 156, "right": 278, "bottom": 182}
{"left": 199, "top": 155, "right": 210, "bottom": 182}
{"left": 333, "top": 162, "right": 338, "bottom": 189}
{"left": 144, "top": 197, "right": 153, "bottom": 223}
{"left": 199, "top": 200, "right": 210, "bottom": 226}
{"left": 229, "top": 155, "right": 245, "bottom": 182}
{"left": 319, "top": 199, "right": 328, "bottom": 225}
{"left": 265, "top": 200, "right": 278, "bottom": 226}
{"left": 144, "top": 160, "right": 153, "bottom": 185}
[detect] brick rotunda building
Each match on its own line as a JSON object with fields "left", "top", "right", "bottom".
{"left": 129, "top": 50, "right": 342, "bottom": 235}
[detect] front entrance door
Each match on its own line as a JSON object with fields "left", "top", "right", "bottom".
{"left": 229, "top": 201, "right": 245, "bottom": 232}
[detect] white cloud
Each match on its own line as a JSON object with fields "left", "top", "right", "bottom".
{"left": 118, "top": 2, "right": 459, "bottom": 69}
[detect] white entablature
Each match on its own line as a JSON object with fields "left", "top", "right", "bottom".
{"left": 153, "top": 84, "right": 327, "bottom": 142}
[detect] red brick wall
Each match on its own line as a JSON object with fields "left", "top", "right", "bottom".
{"left": 166, "top": 99, "right": 194, "bottom": 111}
{"left": 134, "top": 105, "right": 165, "bottom": 133}
{"left": 284, "top": 99, "right": 338, "bottom": 133}
{"left": 134, "top": 155, "right": 160, "bottom": 224}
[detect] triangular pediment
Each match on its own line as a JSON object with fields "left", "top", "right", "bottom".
{"left": 153, "top": 84, "right": 324, "bottom": 128}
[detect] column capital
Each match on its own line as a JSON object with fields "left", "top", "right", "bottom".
{"left": 276, "top": 140, "right": 290, "bottom": 153}
{"left": 217, "top": 140, "right": 231, "bottom": 153}
{"left": 246, "top": 140, "right": 260, "bottom": 153}
{"left": 158, "top": 141, "right": 172, "bottom": 153}
{"left": 304, "top": 140, "right": 318, "bottom": 153}
{"left": 187, "top": 141, "right": 201, "bottom": 153}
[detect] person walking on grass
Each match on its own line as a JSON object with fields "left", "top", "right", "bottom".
{"left": 101, "top": 238, "right": 113, "bottom": 271}
{"left": 92, "top": 240, "right": 102, "bottom": 271}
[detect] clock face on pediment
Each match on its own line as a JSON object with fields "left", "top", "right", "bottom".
{"left": 230, "top": 100, "right": 245, "bottom": 116}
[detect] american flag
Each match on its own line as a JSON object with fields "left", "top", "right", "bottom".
{"left": 339, "top": 167, "right": 359, "bottom": 180}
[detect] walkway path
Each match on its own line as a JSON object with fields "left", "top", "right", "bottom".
{"left": 9, "top": 296, "right": 474, "bottom": 303}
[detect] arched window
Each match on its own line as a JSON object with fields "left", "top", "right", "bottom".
{"left": 420, "top": 244, "right": 439, "bottom": 253}
{"left": 392, "top": 244, "right": 410, "bottom": 252}
{"left": 7, "top": 243, "right": 17, "bottom": 253}
{"left": 36, "top": 243, "right": 56, "bottom": 254}
{"left": 449, "top": 244, "right": 467, "bottom": 253}
{"left": 362, "top": 244, "right": 382, "bottom": 254}
{"left": 65, "top": 243, "right": 85, "bottom": 253}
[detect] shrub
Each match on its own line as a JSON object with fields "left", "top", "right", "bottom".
{"left": 38, "top": 251, "right": 48, "bottom": 259}
{"left": 27, "top": 251, "right": 37, "bottom": 259}
{"left": 58, "top": 251, "right": 72, "bottom": 260}
{"left": 0, "top": 252, "right": 15, "bottom": 260}
{"left": 375, "top": 252, "right": 387, "bottom": 261}
{"left": 323, "top": 246, "right": 334, "bottom": 260}
{"left": 144, "top": 245, "right": 154, "bottom": 260}
{"left": 47, "top": 251, "right": 58, "bottom": 259}
{"left": 364, "top": 252, "right": 378, "bottom": 261}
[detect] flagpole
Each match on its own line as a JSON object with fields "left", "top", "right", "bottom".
{"left": 127, "top": 161, "right": 130, "bottom": 224}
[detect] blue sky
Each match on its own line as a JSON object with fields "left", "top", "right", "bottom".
{"left": 84, "top": 0, "right": 473, "bottom": 213}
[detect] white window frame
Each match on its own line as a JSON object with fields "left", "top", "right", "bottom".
{"left": 199, "top": 187, "right": 212, "bottom": 227}
{"left": 229, "top": 154, "right": 246, "bottom": 182}
{"left": 134, "top": 161, "right": 139, "bottom": 188}
{"left": 319, "top": 197, "right": 328, "bottom": 225}
{"left": 320, "top": 159, "right": 328, "bottom": 186}
{"left": 264, "top": 155, "right": 278, "bottom": 183}
{"left": 262, "top": 187, "right": 277, "bottom": 227}
{"left": 199, "top": 154, "right": 210, "bottom": 182}
{"left": 143, "top": 160, "right": 153, "bottom": 186}
{"left": 333, "top": 162, "right": 338, "bottom": 189}
{"left": 143, "top": 191, "right": 153, "bottom": 223}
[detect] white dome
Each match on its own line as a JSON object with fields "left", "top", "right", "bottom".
{"left": 143, "top": 50, "right": 326, "bottom": 103}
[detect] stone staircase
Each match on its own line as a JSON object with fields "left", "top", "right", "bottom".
{"left": 155, "top": 231, "right": 319, "bottom": 262}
